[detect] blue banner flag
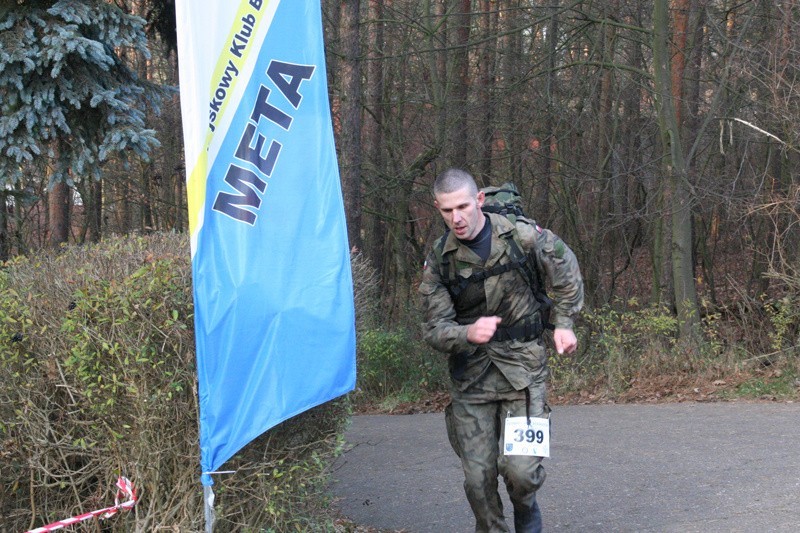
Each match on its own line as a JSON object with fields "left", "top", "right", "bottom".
{"left": 175, "top": 0, "right": 356, "bottom": 486}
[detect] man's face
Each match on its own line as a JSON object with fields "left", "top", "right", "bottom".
{"left": 434, "top": 186, "right": 486, "bottom": 240}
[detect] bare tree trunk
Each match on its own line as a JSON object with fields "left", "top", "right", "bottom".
{"left": 653, "top": 0, "right": 699, "bottom": 338}
{"left": 324, "top": 0, "right": 341, "bottom": 81}
{"left": 141, "top": 168, "right": 153, "bottom": 232}
{"left": 590, "top": 0, "right": 618, "bottom": 304}
{"left": 685, "top": 0, "right": 708, "bottom": 296}
{"left": 502, "top": 1, "right": 523, "bottom": 183}
{"left": 651, "top": 177, "right": 666, "bottom": 304}
{"left": 340, "top": 0, "right": 363, "bottom": 250}
{"left": 434, "top": 0, "right": 448, "bottom": 160}
{"left": 385, "top": 148, "right": 438, "bottom": 318}
{"left": 87, "top": 178, "right": 102, "bottom": 242}
{"left": 133, "top": 0, "right": 152, "bottom": 233}
{"left": 365, "top": 0, "right": 387, "bottom": 272}
{"left": 476, "top": 0, "right": 497, "bottom": 185}
{"left": 48, "top": 180, "right": 70, "bottom": 247}
{"left": 450, "top": 0, "right": 471, "bottom": 168}
{"left": 537, "top": 0, "right": 559, "bottom": 225}
{"left": 0, "top": 192, "right": 7, "bottom": 261}
{"left": 117, "top": 180, "right": 130, "bottom": 234}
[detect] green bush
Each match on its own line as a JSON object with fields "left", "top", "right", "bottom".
{"left": 356, "top": 328, "right": 446, "bottom": 406}
{"left": 765, "top": 295, "right": 800, "bottom": 354}
{"left": 556, "top": 301, "right": 681, "bottom": 392}
{"left": 0, "top": 234, "right": 348, "bottom": 531}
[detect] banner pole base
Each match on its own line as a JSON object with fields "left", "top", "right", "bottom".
{"left": 204, "top": 485, "right": 216, "bottom": 533}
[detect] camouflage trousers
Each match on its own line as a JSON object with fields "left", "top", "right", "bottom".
{"left": 445, "top": 364, "right": 549, "bottom": 533}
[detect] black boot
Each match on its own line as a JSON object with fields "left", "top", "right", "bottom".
{"left": 513, "top": 498, "right": 542, "bottom": 533}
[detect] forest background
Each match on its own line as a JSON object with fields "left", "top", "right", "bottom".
{"left": 1, "top": 0, "right": 799, "bottom": 530}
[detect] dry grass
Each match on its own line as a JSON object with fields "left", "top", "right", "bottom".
{"left": 0, "top": 234, "right": 350, "bottom": 531}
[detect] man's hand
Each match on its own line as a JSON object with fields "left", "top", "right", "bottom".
{"left": 553, "top": 328, "right": 577, "bottom": 355}
{"left": 467, "top": 316, "right": 502, "bottom": 344}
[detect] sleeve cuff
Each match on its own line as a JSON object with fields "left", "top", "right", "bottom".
{"left": 553, "top": 315, "right": 575, "bottom": 330}
{"left": 457, "top": 325, "right": 473, "bottom": 349}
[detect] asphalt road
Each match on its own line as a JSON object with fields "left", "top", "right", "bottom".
{"left": 330, "top": 402, "right": 800, "bottom": 532}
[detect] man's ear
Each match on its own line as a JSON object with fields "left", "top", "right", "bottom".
{"left": 434, "top": 199, "right": 440, "bottom": 210}
{"left": 476, "top": 190, "right": 485, "bottom": 208}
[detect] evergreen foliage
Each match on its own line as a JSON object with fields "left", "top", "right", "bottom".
{"left": 0, "top": 0, "right": 161, "bottom": 187}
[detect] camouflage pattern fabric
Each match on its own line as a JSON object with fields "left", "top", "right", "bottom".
{"left": 445, "top": 364, "right": 549, "bottom": 532}
{"left": 419, "top": 213, "right": 583, "bottom": 392}
{"left": 480, "top": 183, "right": 526, "bottom": 221}
{"left": 419, "top": 212, "right": 583, "bottom": 532}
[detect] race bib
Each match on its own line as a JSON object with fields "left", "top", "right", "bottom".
{"left": 503, "top": 416, "right": 550, "bottom": 457}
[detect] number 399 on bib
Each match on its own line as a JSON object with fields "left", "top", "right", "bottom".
{"left": 503, "top": 416, "right": 550, "bottom": 457}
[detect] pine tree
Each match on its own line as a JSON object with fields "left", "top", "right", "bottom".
{"left": 0, "top": 0, "right": 162, "bottom": 244}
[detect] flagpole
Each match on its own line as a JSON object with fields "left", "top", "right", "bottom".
{"left": 204, "top": 484, "right": 215, "bottom": 533}
{"left": 176, "top": 2, "right": 356, "bottom": 530}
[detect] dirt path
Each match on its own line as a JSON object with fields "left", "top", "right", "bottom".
{"left": 331, "top": 402, "right": 800, "bottom": 532}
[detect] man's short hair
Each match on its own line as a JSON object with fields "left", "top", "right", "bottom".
{"left": 433, "top": 168, "right": 478, "bottom": 197}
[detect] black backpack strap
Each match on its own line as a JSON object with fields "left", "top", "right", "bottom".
{"left": 438, "top": 226, "right": 554, "bottom": 333}
{"left": 445, "top": 253, "right": 527, "bottom": 298}
{"left": 482, "top": 203, "right": 524, "bottom": 218}
{"left": 505, "top": 232, "right": 556, "bottom": 331}
{"left": 435, "top": 230, "right": 458, "bottom": 290}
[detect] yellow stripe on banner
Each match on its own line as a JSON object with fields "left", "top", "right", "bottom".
{"left": 187, "top": 151, "right": 208, "bottom": 237}
{"left": 187, "top": 0, "right": 272, "bottom": 240}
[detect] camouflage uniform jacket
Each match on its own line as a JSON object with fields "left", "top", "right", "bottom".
{"left": 419, "top": 212, "right": 583, "bottom": 392}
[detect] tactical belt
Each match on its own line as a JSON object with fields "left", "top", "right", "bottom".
{"left": 491, "top": 316, "right": 548, "bottom": 343}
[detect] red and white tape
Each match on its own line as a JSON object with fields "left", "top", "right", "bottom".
{"left": 27, "top": 476, "right": 137, "bottom": 532}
